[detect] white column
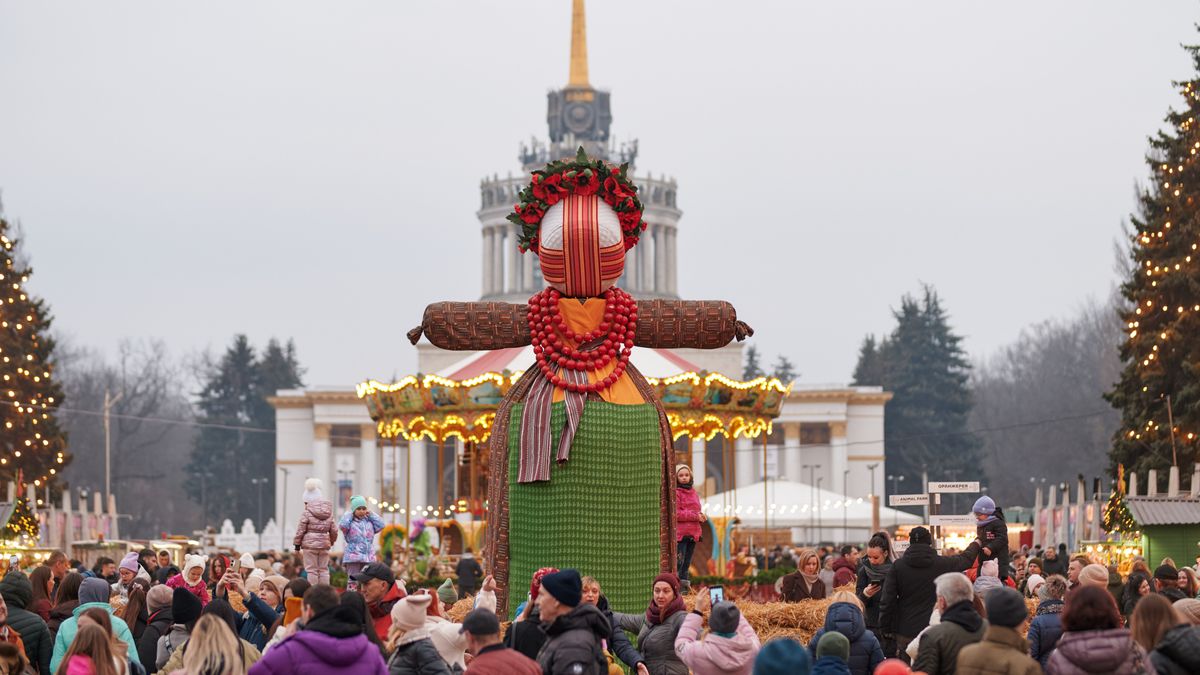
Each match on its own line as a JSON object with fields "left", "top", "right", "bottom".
{"left": 654, "top": 225, "right": 667, "bottom": 294}
{"left": 1074, "top": 478, "right": 1087, "bottom": 551}
{"left": 312, "top": 425, "right": 331, "bottom": 490}
{"left": 735, "top": 437, "right": 755, "bottom": 489}
{"left": 666, "top": 227, "right": 677, "bottom": 295}
{"left": 784, "top": 423, "right": 802, "bottom": 483}
{"left": 626, "top": 245, "right": 639, "bottom": 292}
{"left": 1045, "top": 485, "right": 1058, "bottom": 549}
{"left": 360, "top": 425, "right": 379, "bottom": 502}
{"left": 482, "top": 228, "right": 494, "bottom": 296}
{"left": 691, "top": 437, "right": 707, "bottom": 496}
{"left": 1059, "top": 486, "right": 1071, "bottom": 549}
{"left": 492, "top": 228, "right": 504, "bottom": 295}
{"left": 408, "top": 439, "right": 429, "bottom": 512}
{"left": 522, "top": 248, "right": 534, "bottom": 292}
{"left": 641, "top": 229, "right": 654, "bottom": 294}
{"left": 506, "top": 225, "right": 519, "bottom": 294}
{"left": 830, "top": 422, "right": 848, "bottom": 495}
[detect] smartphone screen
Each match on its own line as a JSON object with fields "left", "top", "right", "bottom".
{"left": 709, "top": 585, "right": 724, "bottom": 605}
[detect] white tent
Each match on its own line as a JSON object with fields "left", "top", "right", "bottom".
{"left": 703, "top": 480, "right": 923, "bottom": 544}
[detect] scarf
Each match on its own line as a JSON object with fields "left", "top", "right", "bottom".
{"left": 976, "top": 515, "right": 998, "bottom": 526}
{"left": 645, "top": 594, "right": 686, "bottom": 626}
{"left": 677, "top": 481, "right": 694, "bottom": 490}
{"left": 862, "top": 560, "right": 893, "bottom": 585}
{"left": 798, "top": 571, "right": 820, "bottom": 589}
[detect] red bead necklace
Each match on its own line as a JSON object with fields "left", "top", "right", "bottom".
{"left": 527, "top": 287, "right": 638, "bottom": 394}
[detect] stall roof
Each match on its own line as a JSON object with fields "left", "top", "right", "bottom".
{"left": 703, "top": 480, "right": 924, "bottom": 529}
{"left": 1126, "top": 497, "right": 1200, "bottom": 526}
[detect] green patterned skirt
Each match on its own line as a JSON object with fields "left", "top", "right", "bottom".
{"left": 506, "top": 400, "right": 662, "bottom": 615}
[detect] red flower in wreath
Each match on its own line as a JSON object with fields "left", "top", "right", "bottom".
{"left": 575, "top": 171, "right": 601, "bottom": 196}
{"left": 532, "top": 174, "right": 567, "bottom": 205}
{"left": 516, "top": 202, "right": 545, "bottom": 225}
{"left": 617, "top": 209, "right": 642, "bottom": 228}
{"left": 603, "top": 175, "right": 636, "bottom": 201}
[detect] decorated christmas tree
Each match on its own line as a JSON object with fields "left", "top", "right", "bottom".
{"left": 1107, "top": 39, "right": 1200, "bottom": 485}
{"left": 0, "top": 213, "right": 69, "bottom": 542}
{"left": 1102, "top": 464, "right": 1137, "bottom": 535}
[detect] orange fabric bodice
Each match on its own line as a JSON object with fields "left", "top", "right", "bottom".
{"left": 550, "top": 297, "right": 645, "bottom": 405}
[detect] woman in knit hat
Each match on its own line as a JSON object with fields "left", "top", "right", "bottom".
{"left": 1027, "top": 574, "right": 1067, "bottom": 667}
{"left": 422, "top": 575, "right": 498, "bottom": 670}
{"left": 674, "top": 464, "right": 705, "bottom": 593}
{"left": 612, "top": 572, "right": 689, "bottom": 674}
{"left": 385, "top": 592, "right": 453, "bottom": 675}
{"left": 166, "top": 555, "right": 211, "bottom": 606}
{"left": 339, "top": 495, "right": 384, "bottom": 592}
{"left": 137, "top": 584, "right": 174, "bottom": 668}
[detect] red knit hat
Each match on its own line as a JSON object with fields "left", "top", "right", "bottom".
{"left": 530, "top": 567, "right": 560, "bottom": 602}
{"left": 653, "top": 572, "right": 681, "bottom": 595}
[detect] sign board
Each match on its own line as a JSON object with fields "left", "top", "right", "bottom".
{"left": 930, "top": 514, "right": 977, "bottom": 527}
{"left": 892, "top": 540, "right": 911, "bottom": 555}
{"left": 889, "top": 494, "right": 930, "bottom": 507}
{"left": 927, "top": 481, "right": 980, "bottom": 493}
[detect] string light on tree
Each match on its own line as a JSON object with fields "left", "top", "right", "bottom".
{"left": 1107, "top": 37, "right": 1200, "bottom": 483}
{"left": 0, "top": 214, "right": 69, "bottom": 542}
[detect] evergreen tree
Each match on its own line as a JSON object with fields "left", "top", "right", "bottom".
{"left": 186, "top": 335, "right": 303, "bottom": 526}
{"left": 1107, "top": 38, "right": 1200, "bottom": 487}
{"left": 743, "top": 344, "right": 764, "bottom": 379}
{"left": 861, "top": 287, "right": 981, "bottom": 487}
{"left": 851, "top": 335, "right": 887, "bottom": 386}
{"left": 0, "top": 214, "right": 68, "bottom": 542}
{"left": 771, "top": 354, "right": 797, "bottom": 384}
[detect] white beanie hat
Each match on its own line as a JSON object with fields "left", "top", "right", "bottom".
{"left": 391, "top": 593, "right": 432, "bottom": 632}
{"left": 245, "top": 568, "right": 266, "bottom": 594}
{"left": 981, "top": 560, "right": 999, "bottom": 578}
{"left": 1025, "top": 573, "right": 1045, "bottom": 598}
{"left": 183, "top": 554, "right": 207, "bottom": 577}
{"left": 303, "top": 478, "right": 323, "bottom": 503}
{"left": 239, "top": 552, "right": 255, "bottom": 570}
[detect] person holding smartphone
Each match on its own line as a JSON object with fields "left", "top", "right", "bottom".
{"left": 673, "top": 585, "right": 760, "bottom": 675}
{"left": 856, "top": 532, "right": 894, "bottom": 656}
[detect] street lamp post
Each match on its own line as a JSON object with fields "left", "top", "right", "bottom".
{"left": 803, "top": 464, "right": 821, "bottom": 545}
{"left": 817, "top": 477, "right": 824, "bottom": 546}
{"left": 888, "top": 474, "right": 905, "bottom": 526}
{"left": 277, "top": 467, "right": 291, "bottom": 551}
{"left": 842, "top": 468, "right": 850, "bottom": 544}
{"left": 251, "top": 477, "right": 268, "bottom": 530}
{"left": 867, "top": 463, "right": 879, "bottom": 497}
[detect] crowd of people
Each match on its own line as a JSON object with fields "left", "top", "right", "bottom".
{"left": 1, "top": 475, "right": 1198, "bottom": 674}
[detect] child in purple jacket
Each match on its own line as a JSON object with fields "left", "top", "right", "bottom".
{"left": 340, "top": 495, "right": 385, "bottom": 590}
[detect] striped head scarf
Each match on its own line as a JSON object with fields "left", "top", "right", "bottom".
{"left": 538, "top": 194, "right": 625, "bottom": 297}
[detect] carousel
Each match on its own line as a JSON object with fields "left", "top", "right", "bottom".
{"left": 357, "top": 345, "right": 789, "bottom": 581}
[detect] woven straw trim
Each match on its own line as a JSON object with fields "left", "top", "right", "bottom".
{"left": 485, "top": 362, "right": 673, "bottom": 618}
{"left": 410, "top": 300, "right": 748, "bottom": 351}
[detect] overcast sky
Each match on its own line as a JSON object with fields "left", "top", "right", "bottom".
{"left": 0, "top": 1, "right": 1195, "bottom": 388}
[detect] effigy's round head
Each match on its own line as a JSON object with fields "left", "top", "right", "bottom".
{"left": 538, "top": 194, "right": 624, "bottom": 296}
{"left": 510, "top": 148, "right": 648, "bottom": 297}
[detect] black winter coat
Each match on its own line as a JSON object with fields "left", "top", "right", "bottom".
{"left": 454, "top": 557, "right": 483, "bottom": 595}
{"left": 138, "top": 607, "right": 172, "bottom": 673}
{"left": 0, "top": 571, "right": 51, "bottom": 674}
{"left": 910, "top": 601, "right": 985, "bottom": 675}
{"left": 1150, "top": 624, "right": 1200, "bottom": 675}
{"left": 878, "top": 541, "right": 980, "bottom": 639}
{"left": 505, "top": 606, "right": 548, "bottom": 662}
{"left": 975, "top": 515, "right": 1009, "bottom": 579}
{"left": 387, "top": 636, "right": 454, "bottom": 675}
{"left": 855, "top": 561, "right": 891, "bottom": 630}
{"left": 537, "top": 604, "right": 609, "bottom": 675}
{"left": 806, "top": 602, "right": 885, "bottom": 675}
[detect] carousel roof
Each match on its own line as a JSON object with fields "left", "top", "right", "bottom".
{"left": 436, "top": 345, "right": 703, "bottom": 381}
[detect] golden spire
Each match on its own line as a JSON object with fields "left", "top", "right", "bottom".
{"left": 568, "top": 0, "right": 589, "bottom": 87}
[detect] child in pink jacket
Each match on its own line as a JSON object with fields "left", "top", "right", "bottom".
{"left": 673, "top": 589, "right": 761, "bottom": 675}
{"left": 675, "top": 464, "right": 705, "bottom": 592}
{"left": 293, "top": 478, "right": 337, "bottom": 585}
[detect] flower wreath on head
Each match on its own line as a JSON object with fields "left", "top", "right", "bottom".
{"left": 507, "top": 146, "right": 648, "bottom": 254}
